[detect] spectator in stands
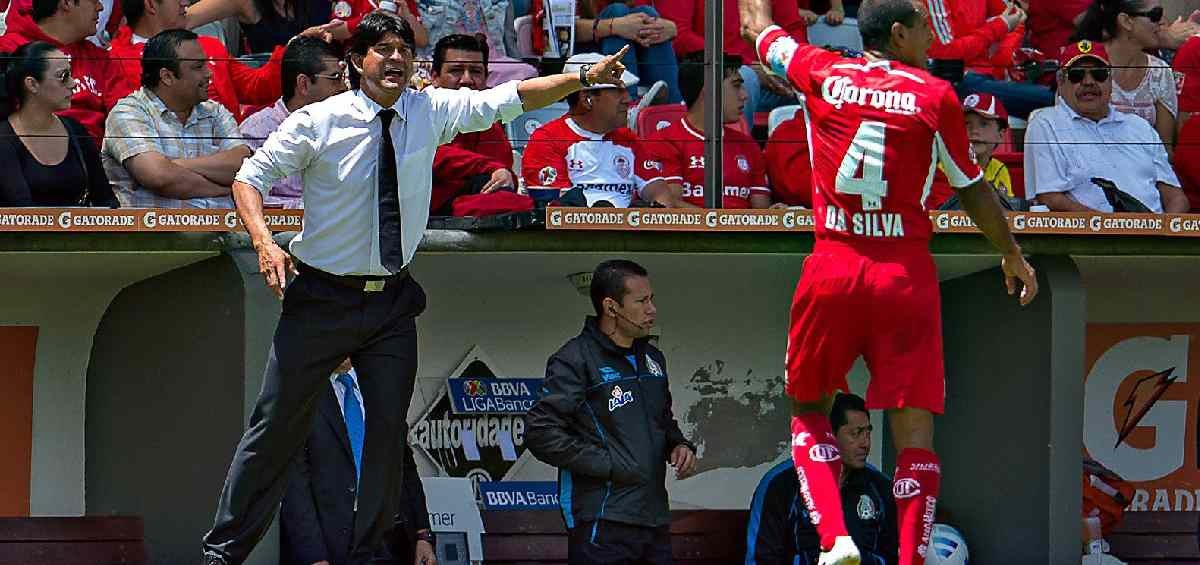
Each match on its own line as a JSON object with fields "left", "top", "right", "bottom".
{"left": 179, "top": 0, "right": 345, "bottom": 53}
{"left": 420, "top": 0, "right": 535, "bottom": 85}
{"left": 923, "top": 0, "right": 1054, "bottom": 120}
{"left": 109, "top": 0, "right": 288, "bottom": 123}
{"left": 575, "top": 0, "right": 682, "bottom": 104}
{"left": 1028, "top": 0, "right": 1091, "bottom": 57}
{"left": 927, "top": 93, "right": 1015, "bottom": 210}
{"left": 745, "top": 393, "right": 897, "bottom": 565}
{"left": 641, "top": 52, "right": 772, "bottom": 209}
{"left": 1071, "top": 0, "right": 1178, "bottom": 151}
{"left": 327, "top": 0, "right": 427, "bottom": 47}
{"left": 763, "top": 111, "right": 812, "bottom": 208}
{"left": 1172, "top": 34, "right": 1200, "bottom": 210}
{"left": 0, "top": 41, "right": 117, "bottom": 206}
{"left": 239, "top": 36, "right": 344, "bottom": 208}
{"left": 1025, "top": 40, "right": 1187, "bottom": 213}
{"left": 102, "top": 29, "right": 251, "bottom": 207}
{"left": 427, "top": 33, "right": 517, "bottom": 214}
{"left": 798, "top": 0, "right": 851, "bottom": 24}
{"left": 0, "top": 0, "right": 133, "bottom": 141}
{"left": 520, "top": 52, "right": 688, "bottom": 208}
{"left": 658, "top": 0, "right": 804, "bottom": 127}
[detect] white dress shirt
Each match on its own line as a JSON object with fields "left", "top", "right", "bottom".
{"left": 1025, "top": 98, "right": 1179, "bottom": 213}
{"left": 236, "top": 84, "right": 526, "bottom": 275}
{"left": 330, "top": 367, "right": 366, "bottom": 422}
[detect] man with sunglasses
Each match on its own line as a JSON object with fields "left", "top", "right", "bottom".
{"left": 240, "top": 36, "right": 346, "bottom": 208}
{"left": 1025, "top": 40, "right": 1188, "bottom": 213}
{"left": 202, "top": 10, "right": 633, "bottom": 565}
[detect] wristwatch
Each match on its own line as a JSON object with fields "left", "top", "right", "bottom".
{"left": 415, "top": 530, "right": 436, "bottom": 546}
{"left": 578, "top": 64, "right": 593, "bottom": 88}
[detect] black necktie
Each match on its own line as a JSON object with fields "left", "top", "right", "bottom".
{"left": 377, "top": 109, "right": 403, "bottom": 272}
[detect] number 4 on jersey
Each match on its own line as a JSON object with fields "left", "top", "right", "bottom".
{"left": 835, "top": 121, "right": 889, "bottom": 210}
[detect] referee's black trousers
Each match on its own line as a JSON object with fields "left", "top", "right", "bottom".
{"left": 203, "top": 268, "right": 425, "bottom": 564}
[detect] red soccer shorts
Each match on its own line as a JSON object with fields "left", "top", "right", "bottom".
{"left": 785, "top": 241, "right": 946, "bottom": 414}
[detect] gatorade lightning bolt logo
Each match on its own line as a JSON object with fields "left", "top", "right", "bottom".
{"left": 1114, "top": 367, "right": 1177, "bottom": 448}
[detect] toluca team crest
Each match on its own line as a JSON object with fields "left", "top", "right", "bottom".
{"left": 613, "top": 155, "right": 631, "bottom": 179}
{"left": 736, "top": 155, "right": 750, "bottom": 172}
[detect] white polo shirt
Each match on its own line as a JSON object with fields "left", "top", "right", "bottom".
{"left": 1024, "top": 98, "right": 1179, "bottom": 213}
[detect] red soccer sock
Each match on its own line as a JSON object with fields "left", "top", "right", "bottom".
{"left": 894, "top": 448, "right": 942, "bottom": 565}
{"left": 790, "top": 413, "right": 848, "bottom": 550}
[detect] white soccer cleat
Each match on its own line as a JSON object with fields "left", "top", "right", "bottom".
{"left": 818, "top": 536, "right": 861, "bottom": 565}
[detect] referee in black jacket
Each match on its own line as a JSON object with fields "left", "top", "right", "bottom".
{"left": 525, "top": 259, "right": 697, "bottom": 565}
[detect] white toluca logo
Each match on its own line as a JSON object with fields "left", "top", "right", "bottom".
{"left": 809, "top": 443, "right": 841, "bottom": 462}
{"left": 893, "top": 478, "right": 921, "bottom": 498}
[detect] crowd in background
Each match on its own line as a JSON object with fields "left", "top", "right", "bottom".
{"left": 2, "top": 0, "right": 1200, "bottom": 216}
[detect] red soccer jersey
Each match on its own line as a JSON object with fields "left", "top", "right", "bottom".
{"left": 639, "top": 116, "right": 769, "bottom": 208}
{"left": 521, "top": 117, "right": 657, "bottom": 207}
{"left": 756, "top": 26, "right": 982, "bottom": 246}
{"left": 1172, "top": 36, "right": 1200, "bottom": 211}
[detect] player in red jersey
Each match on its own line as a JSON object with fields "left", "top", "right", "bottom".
{"left": 738, "top": 0, "right": 1039, "bottom": 564}
{"left": 639, "top": 52, "right": 773, "bottom": 209}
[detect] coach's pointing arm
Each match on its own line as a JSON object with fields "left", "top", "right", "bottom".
{"left": 516, "top": 45, "right": 631, "bottom": 111}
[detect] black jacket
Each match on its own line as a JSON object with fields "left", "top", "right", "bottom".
{"left": 525, "top": 317, "right": 694, "bottom": 529}
{"left": 280, "top": 384, "right": 430, "bottom": 565}
{"left": 746, "top": 460, "right": 898, "bottom": 565}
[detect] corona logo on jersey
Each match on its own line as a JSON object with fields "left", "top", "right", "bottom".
{"left": 1084, "top": 325, "right": 1200, "bottom": 511}
{"left": 821, "top": 75, "right": 918, "bottom": 115}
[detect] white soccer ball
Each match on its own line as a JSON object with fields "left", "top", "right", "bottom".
{"left": 925, "top": 523, "right": 969, "bottom": 565}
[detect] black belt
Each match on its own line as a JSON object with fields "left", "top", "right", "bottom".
{"left": 296, "top": 261, "right": 409, "bottom": 292}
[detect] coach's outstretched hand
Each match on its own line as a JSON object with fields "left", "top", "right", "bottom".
{"left": 587, "top": 45, "right": 632, "bottom": 88}
{"left": 1001, "top": 251, "right": 1038, "bottom": 306}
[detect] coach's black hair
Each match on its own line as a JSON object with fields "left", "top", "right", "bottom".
{"left": 858, "top": 0, "right": 923, "bottom": 52}
{"left": 678, "top": 51, "right": 743, "bottom": 109}
{"left": 142, "top": 28, "right": 198, "bottom": 90}
{"left": 830, "top": 393, "right": 869, "bottom": 433}
{"left": 591, "top": 259, "right": 649, "bottom": 316}
{"left": 32, "top": 0, "right": 69, "bottom": 21}
{"left": 347, "top": 11, "right": 415, "bottom": 90}
{"left": 282, "top": 36, "right": 342, "bottom": 101}
{"left": 432, "top": 33, "right": 489, "bottom": 75}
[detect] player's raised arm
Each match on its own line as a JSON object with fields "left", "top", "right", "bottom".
{"left": 739, "top": 0, "right": 776, "bottom": 46}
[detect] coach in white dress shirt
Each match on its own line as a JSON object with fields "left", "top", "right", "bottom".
{"left": 201, "top": 11, "right": 632, "bottom": 565}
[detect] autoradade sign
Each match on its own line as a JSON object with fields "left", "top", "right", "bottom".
{"left": 410, "top": 347, "right": 534, "bottom": 492}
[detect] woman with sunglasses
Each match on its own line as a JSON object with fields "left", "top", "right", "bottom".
{"left": 1073, "top": 0, "right": 1178, "bottom": 153}
{"left": 0, "top": 42, "right": 117, "bottom": 208}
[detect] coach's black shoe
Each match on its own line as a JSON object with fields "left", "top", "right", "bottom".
{"left": 202, "top": 551, "right": 229, "bottom": 565}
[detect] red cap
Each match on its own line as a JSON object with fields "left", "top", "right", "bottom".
{"left": 962, "top": 93, "right": 1008, "bottom": 121}
{"left": 1060, "top": 40, "right": 1110, "bottom": 68}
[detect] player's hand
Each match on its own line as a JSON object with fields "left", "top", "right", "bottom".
{"left": 413, "top": 539, "right": 437, "bottom": 565}
{"left": 669, "top": 445, "right": 696, "bottom": 479}
{"left": 255, "top": 238, "right": 297, "bottom": 299}
{"left": 1000, "top": 3, "right": 1027, "bottom": 31}
{"left": 1001, "top": 250, "right": 1037, "bottom": 306}
{"left": 587, "top": 45, "right": 631, "bottom": 88}
{"left": 824, "top": 6, "right": 844, "bottom": 25}
{"left": 481, "top": 168, "right": 515, "bottom": 193}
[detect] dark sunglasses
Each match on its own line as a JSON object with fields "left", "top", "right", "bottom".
{"left": 1067, "top": 67, "right": 1111, "bottom": 83}
{"left": 1126, "top": 6, "right": 1164, "bottom": 23}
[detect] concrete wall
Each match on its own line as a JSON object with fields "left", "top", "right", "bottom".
{"left": 0, "top": 251, "right": 214, "bottom": 516}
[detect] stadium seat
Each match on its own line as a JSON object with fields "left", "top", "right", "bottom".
{"left": 807, "top": 17, "right": 862, "bottom": 51}
{"left": 508, "top": 103, "right": 568, "bottom": 152}
{"left": 767, "top": 104, "right": 802, "bottom": 136}
{"left": 635, "top": 103, "right": 687, "bottom": 137}
{"left": 628, "top": 81, "right": 668, "bottom": 130}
